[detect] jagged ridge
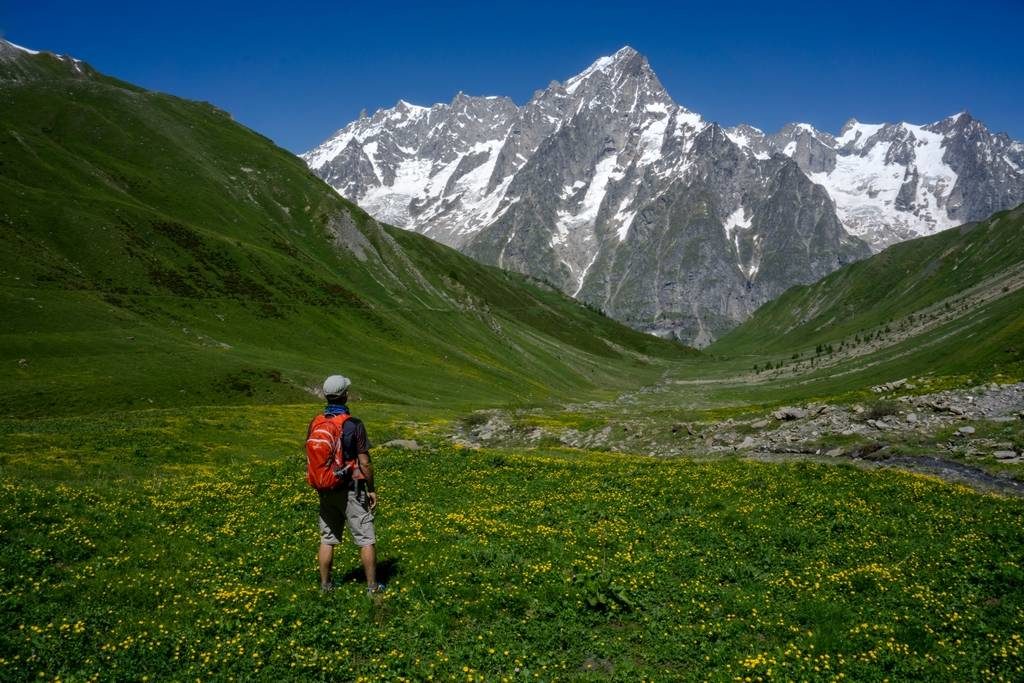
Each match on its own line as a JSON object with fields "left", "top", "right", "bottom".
{"left": 304, "top": 47, "right": 1024, "bottom": 346}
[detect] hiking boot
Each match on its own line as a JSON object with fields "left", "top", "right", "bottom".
{"left": 320, "top": 582, "right": 335, "bottom": 593}
{"left": 366, "top": 582, "right": 386, "bottom": 596}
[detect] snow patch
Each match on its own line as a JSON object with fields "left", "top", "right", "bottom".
{"left": 723, "top": 205, "right": 752, "bottom": 238}
{"left": 614, "top": 193, "right": 638, "bottom": 242}
{"left": 743, "top": 236, "right": 762, "bottom": 279}
{"left": 560, "top": 180, "right": 587, "bottom": 199}
{"left": 900, "top": 123, "right": 959, "bottom": 232}
{"left": 6, "top": 40, "right": 39, "bottom": 55}
{"left": 360, "top": 157, "right": 433, "bottom": 226}
{"left": 553, "top": 155, "right": 623, "bottom": 247}
{"left": 421, "top": 155, "right": 464, "bottom": 201}
{"left": 302, "top": 101, "right": 433, "bottom": 169}
{"left": 725, "top": 130, "right": 751, "bottom": 148}
{"left": 448, "top": 140, "right": 505, "bottom": 211}
{"left": 725, "top": 128, "right": 770, "bottom": 160}
{"left": 835, "top": 122, "right": 884, "bottom": 150}
{"left": 723, "top": 206, "right": 759, "bottom": 279}
{"left": 638, "top": 111, "right": 670, "bottom": 165}
{"left": 810, "top": 136, "right": 901, "bottom": 236}
{"left": 302, "top": 130, "right": 357, "bottom": 169}
{"left": 573, "top": 251, "right": 600, "bottom": 296}
{"left": 674, "top": 110, "right": 704, "bottom": 135}
{"left": 810, "top": 122, "right": 959, "bottom": 245}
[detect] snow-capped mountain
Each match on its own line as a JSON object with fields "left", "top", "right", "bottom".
{"left": 727, "top": 115, "right": 1024, "bottom": 249}
{"left": 303, "top": 47, "right": 1022, "bottom": 345}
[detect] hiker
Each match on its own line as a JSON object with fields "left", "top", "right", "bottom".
{"left": 305, "top": 374, "right": 384, "bottom": 595}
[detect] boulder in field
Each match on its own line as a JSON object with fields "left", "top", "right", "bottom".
{"left": 871, "top": 379, "right": 908, "bottom": 393}
{"left": 773, "top": 407, "right": 807, "bottom": 421}
{"left": 382, "top": 439, "right": 421, "bottom": 450}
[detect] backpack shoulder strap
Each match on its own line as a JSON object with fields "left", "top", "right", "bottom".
{"left": 332, "top": 413, "right": 352, "bottom": 459}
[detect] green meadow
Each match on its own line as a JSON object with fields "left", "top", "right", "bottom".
{"left": 2, "top": 406, "right": 1023, "bottom": 681}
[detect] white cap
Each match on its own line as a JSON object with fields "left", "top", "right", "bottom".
{"left": 323, "top": 374, "right": 351, "bottom": 398}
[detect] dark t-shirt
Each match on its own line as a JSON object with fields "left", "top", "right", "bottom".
{"left": 342, "top": 417, "right": 371, "bottom": 479}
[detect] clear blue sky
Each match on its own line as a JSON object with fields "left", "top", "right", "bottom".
{"left": 3, "top": 1, "right": 1022, "bottom": 153}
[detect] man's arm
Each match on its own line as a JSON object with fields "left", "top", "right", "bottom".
{"left": 352, "top": 419, "right": 377, "bottom": 509}
{"left": 358, "top": 451, "right": 376, "bottom": 509}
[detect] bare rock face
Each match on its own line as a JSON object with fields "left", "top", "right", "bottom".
{"left": 303, "top": 47, "right": 1021, "bottom": 345}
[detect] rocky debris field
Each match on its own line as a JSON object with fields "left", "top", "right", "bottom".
{"left": 452, "top": 382, "right": 1024, "bottom": 495}
{"left": 709, "top": 381, "right": 1024, "bottom": 460}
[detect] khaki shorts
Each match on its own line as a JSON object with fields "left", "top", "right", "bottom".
{"left": 318, "top": 488, "right": 376, "bottom": 547}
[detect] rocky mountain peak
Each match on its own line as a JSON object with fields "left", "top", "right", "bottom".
{"left": 395, "top": 98, "right": 423, "bottom": 112}
{"left": 839, "top": 118, "right": 860, "bottom": 136}
{"left": 603, "top": 45, "right": 649, "bottom": 76}
{"left": 561, "top": 45, "right": 670, "bottom": 107}
{"left": 303, "top": 49, "right": 1023, "bottom": 346}
{"left": 566, "top": 45, "right": 645, "bottom": 80}
{"left": 612, "top": 44, "right": 641, "bottom": 60}
{"left": 925, "top": 110, "right": 976, "bottom": 136}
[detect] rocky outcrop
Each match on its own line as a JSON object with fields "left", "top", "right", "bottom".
{"left": 450, "top": 382, "right": 1024, "bottom": 494}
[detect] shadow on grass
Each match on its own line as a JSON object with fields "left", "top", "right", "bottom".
{"left": 339, "top": 557, "right": 400, "bottom": 585}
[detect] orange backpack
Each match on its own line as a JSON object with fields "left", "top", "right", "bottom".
{"left": 305, "top": 413, "right": 356, "bottom": 491}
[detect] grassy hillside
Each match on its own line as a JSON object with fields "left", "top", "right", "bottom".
{"left": 0, "top": 44, "right": 689, "bottom": 417}
{"left": 709, "top": 205, "right": 1024, "bottom": 389}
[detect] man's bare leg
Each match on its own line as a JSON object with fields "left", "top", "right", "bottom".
{"left": 318, "top": 543, "right": 334, "bottom": 588}
{"left": 361, "top": 543, "right": 377, "bottom": 589}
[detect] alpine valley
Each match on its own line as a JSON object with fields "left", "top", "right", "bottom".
{"left": 4, "top": 33, "right": 1024, "bottom": 683}
{"left": 304, "top": 47, "right": 1024, "bottom": 346}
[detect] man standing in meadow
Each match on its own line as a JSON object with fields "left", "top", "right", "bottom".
{"left": 305, "top": 374, "right": 384, "bottom": 595}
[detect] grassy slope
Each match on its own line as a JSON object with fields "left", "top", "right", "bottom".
{"left": 0, "top": 49, "right": 689, "bottom": 417}
{"left": 702, "top": 205, "right": 1024, "bottom": 401}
